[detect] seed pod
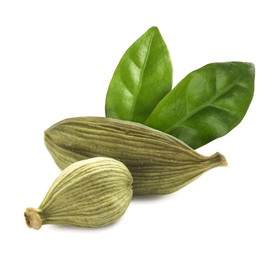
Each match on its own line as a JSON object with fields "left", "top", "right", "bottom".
{"left": 24, "top": 157, "right": 133, "bottom": 230}
{"left": 45, "top": 117, "right": 227, "bottom": 196}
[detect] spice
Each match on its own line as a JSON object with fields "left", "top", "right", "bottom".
{"left": 24, "top": 157, "right": 133, "bottom": 229}
{"left": 45, "top": 116, "right": 227, "bottom": 196}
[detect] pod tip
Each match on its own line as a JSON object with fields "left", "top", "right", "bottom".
{"left": 222, "top": 157, "right": 228, "bottom": 167}
{"left": 213, "top": 152, "right": 228, "bottom": 167}
{"left": 219, "top": 153, "right": 228, "bottom": 166}
{"left": 24, "top": 208, "right": 42, "bottom": 230}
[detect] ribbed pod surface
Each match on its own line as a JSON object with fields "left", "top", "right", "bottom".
{"left": 25, "top": 157, "right": 133, "bottom": 229}
{"left": 45, "top": 117, "right": 227, "bottom": 195}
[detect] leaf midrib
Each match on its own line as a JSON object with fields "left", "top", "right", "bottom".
{"left": 129, "top": 30, "right": 156, "bottom": 120}
{"left": 165, "top": 72, "right": 246, "bottom": 133}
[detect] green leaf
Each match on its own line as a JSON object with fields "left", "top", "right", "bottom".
{"left": 105, "top": 26, "right": 173, "bottom": 123}
{"left": 145, "top": 62, "right": 255, "bottom": 149}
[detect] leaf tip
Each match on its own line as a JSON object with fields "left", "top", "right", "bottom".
{"left": 247, "top": 62, "right": 255, "bottom": 76}
{"left": 148, "top": 26, "right": 160, "bottom": 33}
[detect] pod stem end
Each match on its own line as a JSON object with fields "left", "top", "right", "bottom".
{"left": 24, "top": 208, "right": 42, "bottom": 230}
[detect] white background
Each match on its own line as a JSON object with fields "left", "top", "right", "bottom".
{"left": 1, "top": 0, "right": 276, "bottom": 259}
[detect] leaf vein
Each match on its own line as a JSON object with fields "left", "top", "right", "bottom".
{"left": 129, "top": 31, "right": 156, "bottom": 120}
{"left": 165, "top": 73, "right": 245, "bottom": 133}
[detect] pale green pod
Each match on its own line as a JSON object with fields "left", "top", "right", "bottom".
{"left": 45, "top": 117, "right": 227, "bottom": 196}
{"left": 24, "top": 157, "right": 133, "bottom": 230}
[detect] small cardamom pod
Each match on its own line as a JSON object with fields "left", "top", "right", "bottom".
{"left": 24, "top": 157, "right": 133, "bottom": 230}
{"left": 45, "top": 117, "right": 227, "bottom": 196}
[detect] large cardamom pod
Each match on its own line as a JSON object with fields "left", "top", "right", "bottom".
{"left": 24, "top": 157, "right": 133, "bottom": 230}
{"left": 45, "top": 117, "right": 227, "bottom": 196}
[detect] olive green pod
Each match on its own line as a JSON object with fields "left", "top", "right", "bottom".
{"left": 24, "top": 157, "right": 133, "bottom": 230}
{"left": 44, "top": 117, "right": 227, "bottom": 196}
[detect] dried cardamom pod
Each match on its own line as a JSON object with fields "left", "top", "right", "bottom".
{"left": 24, "top": 157, "right": 133, "bottom": 230}
{"left": 45, "top": 117, "right": 227, "bottom": 196}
